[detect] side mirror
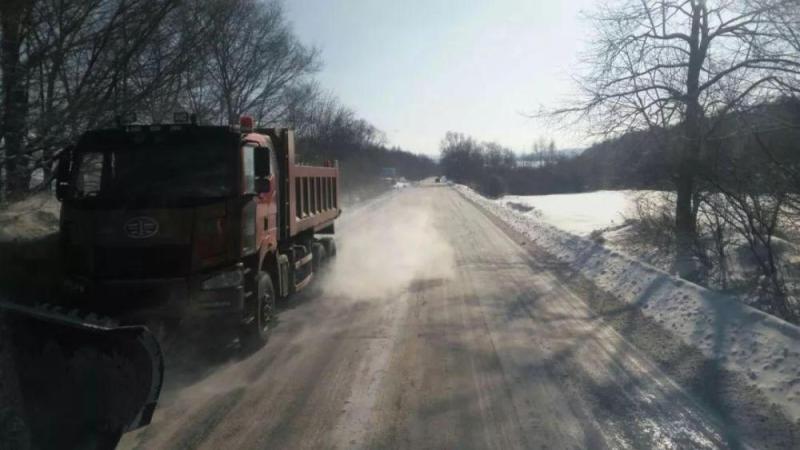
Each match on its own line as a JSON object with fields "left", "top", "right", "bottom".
{"left": 254, "top": 148, "right": 269, "bottom": 175}
{"left": 254, "top": 148, "right": 271, "bottom": 193}
{"left": 55, "top": 147, "right": 73, "bottom": 200}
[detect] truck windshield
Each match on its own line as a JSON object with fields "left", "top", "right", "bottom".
{"left": 71, "top": 144, "right": 234, "bottom": 202}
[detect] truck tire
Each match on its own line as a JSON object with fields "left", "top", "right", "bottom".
{"left": 311, "top": 242, "right": 326, "bottom": 273}
{"left": 240, "top": 272, "right": 275, "bottom": 350}
{"left": 322, "top": 239, "right": 336, "bottom": 260}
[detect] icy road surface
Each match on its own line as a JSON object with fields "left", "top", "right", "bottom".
{"left": 120, "top": 185, "right": 759, "bottom": 450}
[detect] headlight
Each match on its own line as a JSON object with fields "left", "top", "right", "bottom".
{"left": 201, "top": 269, "right": 243, "bottom": 290}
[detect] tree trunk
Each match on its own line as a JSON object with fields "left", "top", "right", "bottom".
{"left": 674, "top": 2, "right": 708, "bottom": 280}
{"left": 675, "top": 96, "right": 704, "bottom": 279}
{"left": 675, "top": 160, "right": 697, "bottom": 279}
{"left": 1, "top": 0, "right": 31, "bottom": 199}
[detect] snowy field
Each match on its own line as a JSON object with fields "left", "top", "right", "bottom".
{"left": 456, "top": 184, "right": 800, "bottom": 423}
{"left": 499, "top": 190, "right": 644, "bottom": 236}
{"left": 498, "top": 191, "right": 800, "bottom": 290}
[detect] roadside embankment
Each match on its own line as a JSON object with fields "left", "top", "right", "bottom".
{"left": 0, "top": 193, "right": 62, "bottom": 303}
{"left": 456, "top": 184, "right": 800, "bottom": 424}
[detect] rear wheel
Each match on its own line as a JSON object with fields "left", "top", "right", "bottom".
{"left": 240, "top": 272, "right": 275, "bottom": 349}
{"left": 322, "top": 238, "right": 336, "bottom": 260}
{"left": 311, "top": 242, "right": 326, "bottom": 273}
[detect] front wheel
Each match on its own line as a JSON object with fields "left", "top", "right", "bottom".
{"left": 240, "top": 272, "right": 275, "bottom": 350}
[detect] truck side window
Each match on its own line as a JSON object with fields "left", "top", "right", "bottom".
{"left": 75, "top": 152, "right": 104, "bottom": 196}
{"left": 243, "top": 145, "right": 256, "bottom": 193}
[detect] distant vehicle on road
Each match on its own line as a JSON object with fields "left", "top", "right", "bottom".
{"left": 393, "top": 179, "right": 410, "bottom": 189}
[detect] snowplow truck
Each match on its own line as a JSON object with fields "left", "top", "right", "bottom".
{"left": 0, "top": 118, "right": 338, "bottom": 449}
{"left": 54, "top": 118, "right": 340, "bottom": 346}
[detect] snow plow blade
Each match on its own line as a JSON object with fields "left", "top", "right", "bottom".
{"left": 1, "top": 301, "right": 164, "bottom": 449}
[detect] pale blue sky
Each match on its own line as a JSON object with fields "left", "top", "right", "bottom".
{"left": 284, "top": 0, "right": 596, "bottom": 156}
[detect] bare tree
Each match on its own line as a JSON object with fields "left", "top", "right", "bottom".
{"left": 439, "top": 132, "right": 484, "bottom": 184}
{"left": 1, "top": 0, "right": 34, "bottom": 196}
{"left": 193, "top": 0, "right": 319, "bottom": 125}
{"left": 280, "top": 80, "right": 324, "bottom": 135}
{"left": 557, "top": 0, "right": 800, "bottom": 278}
{"left": 1, "top": 0, "right": 188, "bottom": 197}
{"left": 0, "top": 0, "right": 321, "bottom": 198}
{"left": 764, "top": 0, "right": 800, "bottom": 99}
{"left": 483, "top": 142, "right": 515, "bottom": 170}
{"left": 522, "top": 137, "right": 560, "bottom": 168}
{"left": 708, "top": 169, "right": 793, "bottom": 320}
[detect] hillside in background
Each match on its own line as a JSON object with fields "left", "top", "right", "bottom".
{"left": 298, "top": 140, "right": 437, "bottom": 203}
{"left": 292, "top": 103, "right": 437, "bottom": 202}
{"left": 566, "top": 99, "right": 800, "bottom": 193}
{"left": 479, "top": 99, "right": 800, "bottom": 196}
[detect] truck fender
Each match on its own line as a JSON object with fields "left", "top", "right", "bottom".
{"left": 258, "top": 251, "right": 290, "bottom": 298}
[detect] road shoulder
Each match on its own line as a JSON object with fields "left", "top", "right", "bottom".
{"left": 459, "top": 188, "right": 800, "bottom": 450}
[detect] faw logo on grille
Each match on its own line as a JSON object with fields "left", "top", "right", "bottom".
{"left": 124, "top": 217, "right": 159, "bottom": 239}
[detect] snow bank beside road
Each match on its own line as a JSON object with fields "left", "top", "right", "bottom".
{"left": 456, "top": 184, "right": 800, "bottom": 422}
{"left": 0, "top": 193, "right": 59, "bottom": 242}
{"left": 0, "top": 193, "right": 62, "bottom": 303}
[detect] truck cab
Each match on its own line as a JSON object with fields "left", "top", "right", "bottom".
{"left": 55, "top": 117, "right": 339, "bottom": 346}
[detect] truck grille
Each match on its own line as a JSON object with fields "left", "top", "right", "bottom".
{"left": 94, "top": 245, "right": 190, "bottom": 279}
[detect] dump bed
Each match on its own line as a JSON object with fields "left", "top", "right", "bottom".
{"left": 265, "top": 128, "right": 340, "bottom": 240}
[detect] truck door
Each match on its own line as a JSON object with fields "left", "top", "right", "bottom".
{"left": 255, "top": 145, "right": 278, "bottom": 253}
{"left": 242, "top": 144, "right": 258, "bottom": 256}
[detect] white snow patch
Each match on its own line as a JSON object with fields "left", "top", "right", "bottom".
{"left": 456, "top": 184, "right": 800, "bottom": 422}
{"left": 499, "top": 191, "right": 645, "bottom": 236}
{"left": 0, "top": 193, "right": 60, "bottom": 242}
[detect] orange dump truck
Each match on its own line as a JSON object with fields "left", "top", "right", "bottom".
{"left": 55, "top": 116, "right": 340, "bottom": 346}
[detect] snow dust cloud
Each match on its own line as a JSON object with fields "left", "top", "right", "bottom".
{"left": 322, "top": 193, "right": 455, "bottom": 299}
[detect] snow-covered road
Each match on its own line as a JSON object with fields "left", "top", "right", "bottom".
{"left": 118, "top": 184, "right": 799, "bottom": 449}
